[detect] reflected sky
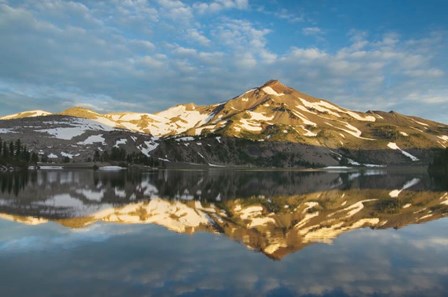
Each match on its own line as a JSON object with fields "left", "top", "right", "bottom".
{"left": 0, "top": 169, "right": 447, "bottom": 296}
{"left": 0, "top": 218, "right": 447, "bottom": 297}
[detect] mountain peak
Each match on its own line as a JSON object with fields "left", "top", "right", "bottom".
{"left": 60, "top": 106, "right": 100, "bottom": 119}
{"left": 0, "top": 110, "right": 51, "bottom": 120}
{"left": 263, "top": 79, "right": 279, "bottom": 85}
{"left": 261, "top": 79, "right": 285, "bottom": 88}
{"left": 259, "top": 80, "right": 290, "bottom": 95}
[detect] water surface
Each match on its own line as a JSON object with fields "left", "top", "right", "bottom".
{"left": 0, "top": 169, "right": 447, "bottom": 296}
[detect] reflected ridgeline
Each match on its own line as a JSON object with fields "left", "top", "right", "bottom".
{"left": 0, "top": 169, "right": 447, "bottom": 259}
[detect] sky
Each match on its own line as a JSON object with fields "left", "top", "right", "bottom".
{"left": 0, "top": 0, "right": 447, "bottom": 123}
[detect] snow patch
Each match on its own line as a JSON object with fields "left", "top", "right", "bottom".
{"left": 176, "top": 137, "right": 195, "bottom": 142}
{"left": 114, "top": 139, "right": 127, "bottom": 147}
{"left": 291, "top": 110, "right": 317, "bottom": 126}
{"left": 61, "top": 152, "right": 77, "bottom": 159}
{"left": 139, "top": 141, "right": 159, "bottom": 156}
{"left": 343, "top": 200, "right": 376, "bottom": 217}
{"left": 39, "top": 165, "right": 63, "bottom": 170}
{"left": 387, "top": 142, "right": 419, "bottom": 161}
{"left": 247, "top": 111, "right": 274, "bottom": 121}
{"left": 262, "top": 86, "right": 283, "bottom": 96}
{"left": 41, "top": 127, "right": 87, "bottom": 140}
{"left": 37, "top": 118, "right": 114, "bottom": 140}
{"left": 294, "top": 126, "right": 316, "bottom": 137}
{"left": 345, "top": 111, "right": 376, "bottom": 122}
{"left": 439, "top": 193, "right": 448, "bottom": 205}
{"left": 1, "top": 110, "right": 51, "bottom": 120}
{"left": 98, "top": 166, "right": 126, "bottom": 171}
{"left": 412, "top": 119, "right": 429, "bottom": 127}
{"left": 299, "top": 98, "right": 341, "bottom": 117}
{"left": 78, "top": 134, "right": 105, "bottom": 145}
{"left": 76, "top": 189, "right": 104, "bottom": 201}
{"left": 323, "top": 166, "right": 351, "bottom": 170}
{"left": 238, "top": 119, "right": 262, "bottom": 132}
{"left": 389, "top": 178, "right": 420, "bottom": 198}
{"left": 0, "top": 128, "right": 16, "bottom": 134}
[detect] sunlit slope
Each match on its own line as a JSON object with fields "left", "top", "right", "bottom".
{"left": 2, "top": 80, "right": 446, "bottom": 150}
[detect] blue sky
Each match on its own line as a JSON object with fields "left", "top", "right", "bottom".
{"left": 0, "top": 0, "right": 447, "bottom": 123}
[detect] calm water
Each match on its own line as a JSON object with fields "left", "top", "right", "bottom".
{"left": 0, "top": 169, "right": 447, "bottom": 297}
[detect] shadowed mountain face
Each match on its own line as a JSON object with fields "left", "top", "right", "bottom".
{"left": 0, "top": 80, "right": 447, "bottom": 166}
{"left": 1, "top": 169, "right": 447, "bottom": 260}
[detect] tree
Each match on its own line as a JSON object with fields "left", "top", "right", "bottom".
{"left": 101, "top": 151, "right": 110, "bottom": 162}
{"left": 40, "top": 155, "right": 48, "bottom": 163}
{"left": 93, "top": 150, "right": 100, "bottom": 162}
{"left": 3, "top": 142, "right": 9, "bottom": 158}
{"left": 30, "top": 152, "right": 39, "bottom": 164}
{"left": 15, "top": 139, "right": 21, "bottom": 158}
{"left": 9, "top": 141, "right": 14, "bottom": 159}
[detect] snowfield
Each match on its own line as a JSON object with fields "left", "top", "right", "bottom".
{"left": 37, "top": 118, "right": 114, "bottom": 140}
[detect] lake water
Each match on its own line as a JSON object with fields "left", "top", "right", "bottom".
{"left": 0, "top": 169, "right": 447, "bottom": 297}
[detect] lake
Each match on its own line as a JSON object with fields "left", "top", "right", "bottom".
{"left": 0, "top": 168, "right": 447, "bottom": 297}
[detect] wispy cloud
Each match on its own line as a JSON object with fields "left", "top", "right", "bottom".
{"left": 0, "top": 0, "right": 446, "bottom": 123}
{"left": 193, "top": 0, "right": 249, "bottom": 14}
{"left": 302, "top": 26, "right": 323, "bottom": 36}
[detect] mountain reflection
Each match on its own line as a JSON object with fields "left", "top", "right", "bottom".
{"left": 0, "top": 169, "right": 447, "bottom": 259}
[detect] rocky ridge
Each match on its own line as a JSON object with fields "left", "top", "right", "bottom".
{"left": 1, "top": 80, "right": 447, "bottom": 166}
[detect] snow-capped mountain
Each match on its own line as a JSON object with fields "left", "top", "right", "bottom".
{"left": 1, "top": 80, "right": 447, "bottom": 166}
{"left": 59, "top": 103, "right": 217, "bottom": 137}
{"left": 0, "top": 115, "right": 158, "bottom": 162}
{"left": 178, "top": 80, "right": 447, "bottom": 151}
{"left": 0, "top": 110, "right": 52, "bottom": 120}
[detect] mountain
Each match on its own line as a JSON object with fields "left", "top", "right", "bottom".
{"left": 0, "top": 80, "right": 447, "bottom": 166}
{"left": 59, "top": 103, "right": 216, "bottom": 137}
{"left": 0, "top": 115, "right": 158, "bottom": 162}
{"left": 0, "top": 110, "right": 52, "bottom": 120}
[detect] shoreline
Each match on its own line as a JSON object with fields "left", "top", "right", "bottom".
{"left": 24, "top": 162, "right": 430, "bottom": 173}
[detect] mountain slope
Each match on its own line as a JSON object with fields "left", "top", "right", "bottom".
{"left": 0, "top": 115, "right": 157, "bottom": 162}
{"left": 0, "top": 80, "right": 447, "bottom": 166}
{"left": 0, "top": 110, "right": 52, "bottom": 120}
{"left": 60, "top": 104, "right": 217, "bottom": 137}
{"left": 180, "top": 80, "right": 447, "bottom": 151}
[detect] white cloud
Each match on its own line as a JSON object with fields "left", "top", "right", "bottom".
{"left": 258, "top": 7, "right": 305, "bottom": 24}
{"left": 404, "top": 69, "right": 444, "bottom": 78}
{"left": 193, "top": 0, "right": 249, "bottom": 14}
{"left": 290, "top": 48, "right": 327, "bottom": 60}
{"left": 0, "top": 1, "right": 446, "bottom": 123}
{"left": 302, "top": 26, "right": 323, "bottom": 36}
{"left": 156, "top": 0, "right": 192, "bottom": 22}
{"left": 214, "top": 19, "right": 277, "bottom": 65}
{"left": 187, "top": 29, "right": 210, "bottom": 46}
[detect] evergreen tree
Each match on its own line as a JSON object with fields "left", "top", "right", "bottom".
{"left": 3, "top": 142, "right": 9, "bottom": 158}
{"left": 15, "top": 139, "right": 21, "bottom": 158}
{"left": 31, "top": 152, "right": 39, "bottom": 164}
{"left": 9, "top": 141, "right": 14, "bottom": 158}
{"left": 93, "top": 150, "right": 100, "bottom": 162}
